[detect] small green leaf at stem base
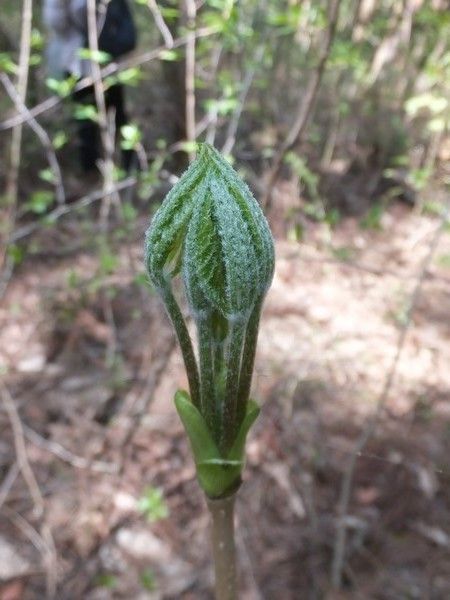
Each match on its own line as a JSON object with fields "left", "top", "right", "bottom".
{"left": 174, "top": 390, "right": 259, "bottom": 499}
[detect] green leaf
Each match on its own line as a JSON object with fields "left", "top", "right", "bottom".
{"left": 139, "top": 568, "right": 156, "bottom": 591}
{"left": 7, "top": 244, "right": 25, "bottom": 266}
{"left": 73, "top": 104, "right": 98, "bottom": 122}
{"left": 174, "top": 390, "right": 220, "bottom": 465}
{"left": 178, "top": 140, "right": 199, "bottom": 154}
{"left": 39, "top": 168, "right": 56, "bottom": 183}
{"left": 120, "top": 124, "right": 141, "bottom": 150}
{"left": 29, "top": 54, "right": 42, "bottom": 67}
{"left": 159, "top": 49, "right": 180, "bottom": 61}
{"left": 26, "top": 191, "right": 54, "bottom": 214}
{"left": 53, "top": 131, "right": 68, "bottom": 149}
{"left": 174, "top": 391, "right": 259, "bottom": 498}
{"left": 228, "top": 399, "right": 260, "bottom": 462}
{"left": 116, "top": 67, "right": 143, "bottom": 86}
{"left": 99, "top": 247, "right": 119, "bottom": 274}
{"left": 138, "top": 487, "right": 169, "bottom": 522}
{"left": 30, "top": 28, "right": 44, "bottom": 50}
{"left": 145, "top": 156, "right": 208, "bottom": 287}
{"left": 121, "top": 201, "right": 138, "bottom": 222}
{"left": 46, "top": 76, "right": 76, "bottom": 97}
{"left": 95, "top": 573, "right": 117, "bottom": 589}
{"left": 183, "top": 175, "right": 260, "bottom": 318}
{"left": 0, "top": 52, "right": 17, "bottom": 74}
{"left": 159, "top": 6, "right": 179, "bottom": 20}
{"left": 78, "top": 48, "right": 111, "bottom": 64}
{"left": 405, "top": 93, "right": 448, "bottom": 117}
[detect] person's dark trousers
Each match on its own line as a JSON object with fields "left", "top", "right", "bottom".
{"left": 73, "top": 83, "right": 134, "bottom": 173}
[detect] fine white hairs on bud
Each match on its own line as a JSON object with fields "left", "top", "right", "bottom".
{"left": 145, "top": 143, "right": 274, "bottom": 483}
{"left": 146, "top": 143, "right": 274, "bottom": 319}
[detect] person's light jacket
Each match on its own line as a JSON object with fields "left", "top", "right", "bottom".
{"left": 43, "top": 0, "right": 89, "bottom": 78}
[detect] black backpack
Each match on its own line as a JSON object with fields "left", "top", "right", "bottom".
{"left": 97, "top": 0, "right": 137, "bottom": 58}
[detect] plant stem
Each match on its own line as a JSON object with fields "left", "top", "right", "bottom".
{"left": 161, "top": 283, "right": 201, "bottom": 408}
{"left": 237, "top": 298, "right": 262, "bottom": 421}
{"left": 207, "top": 495, "right": 237, "bottom": 600}
{"left": 223, "top": 320, "right": 245, "bottom": 450}
{"left": 198, "top": 313, "right": 215, "bottom": 431}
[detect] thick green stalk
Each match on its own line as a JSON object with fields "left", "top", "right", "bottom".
{"left": 198, "top": 313, "right": 216, "bottom": 432}
{"left": 223, "top": 320, "right": 246, "bottom": 451}
{"left": 161, "top": 283, "right": 201, "bottom": 409}
{"left": 213, "top": 339, "right": 226, "bottom": 438}
{"left": 237, "top": 298, "right": 263, "bottom": 422}
{"left": 207, "top": 495, "right": 237, "bottom": 600}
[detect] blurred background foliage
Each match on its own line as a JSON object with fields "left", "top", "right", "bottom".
{"left": 1, "top": 0, "right": 450, "bottom": 234}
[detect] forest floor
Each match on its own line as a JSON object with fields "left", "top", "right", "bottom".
{"left": 1, "top": 199, "right": 450, "bottom": 599}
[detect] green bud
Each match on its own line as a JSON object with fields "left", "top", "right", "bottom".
{"left": 146, "top": 144, "right": 274, "bottom": 315}
{"left": 145, "top": 143, "right": 274, "bottom": 498}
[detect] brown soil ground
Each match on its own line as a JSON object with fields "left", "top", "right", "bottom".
{"left": 1, "top": 202, "right": 450, "bottom": 599}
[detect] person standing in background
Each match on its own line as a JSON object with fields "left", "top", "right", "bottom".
{"left": 43, "top": 0, "right": 137, "bottom": 176}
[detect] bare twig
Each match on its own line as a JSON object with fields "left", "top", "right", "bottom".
{"left": 0, "top": 383, "right": 58, "bottom": 598}
{"left": 0, "top": 72, "right": 66, "bottom": 205}
{"left": 1, "top": 382, "right": 44, "bottom": 517}
{"left": 330, "top": 202, "right": 450, "bottom": 588}
{"left": 262, "top": 0, "right": 341, "bottom": 209}
{"left": 1, "top": 0, "right": 33, "bottom": 294}
{"left": 2, "top": 505, "right": 49, "bottom": 556}
{"left": 4, "top": 0, "right": 33, "bottom": 204}
{"left": 102, "top": 289, "right": 118, "bottom": 366}
{"left": 222, "top": 43, "right": 265, "bottom": 156}
{"left": 0, "top": 462, "right": 20, "bottom": 511}
{"left": 87, "top": 0, "right": 119, "bottom": 229}
{"left": 9, "top": 177, "right": 135, "bottom": 243}
{"left": 145, "top": 0, "right": 174, "bottom": 48}
{"left": 2, "top": 504, "right": 58, "bottom": 597}
{"left": 23, "top": 424, "right": 118, "bottom": 473}
{"left": 184, "top": 0, "right": 197, "bottom": 161}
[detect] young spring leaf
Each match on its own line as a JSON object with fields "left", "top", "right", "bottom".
{"left": 145, "top": 143, "right": 274, "bottom": 317}
{"left": 145, "top": 143, "right": 274, "bottom": 497}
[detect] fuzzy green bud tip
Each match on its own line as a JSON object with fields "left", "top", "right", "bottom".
{"left": 145, "top": 143, "right": 275, "bottom": 320}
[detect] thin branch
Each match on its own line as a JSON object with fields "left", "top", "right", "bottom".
{"left": 4, "top": 0, "right": 33, "bottom": 203}
{"left": 0, "top": 72, "right": 65, "bottom": 205}
{"left": 0, "top": 462, "right": 20, "bottom": 511}
{"left": 221, "top": 0, "right": 269, "bottom": 155}
{"left": 185, "top": 0, "right": 197, "bottom": 161}
{"left": 1, "top": 382, "right": 44, "bottom": 518}
{"left": 330, "top": 202, "right": 450, "bottom": 589}
{"left": 222, "top": 43, "right": 265, "bottom": 156}
{"left": 2, "top": 505, "right": 48, "bottom": 556}
{"left": 145, "top": 0, "right": 174, "bottom": 48}
{"left": 87, "top": 0, "right": 119, "bottom": 229}
{"left": 9, "top": 177, "right": 135, "bottom": 243}
{"left": 23, "top": 425, "right": 118, "bottom": 473}
{"left": 1, "top": 383, "right": 58, "bottom": 596}
{"left": 2, "top": 504, "right": 58, "bottom": 598}
{"left": 1, "top": 0, "right": 33, "bottom": 292}
{"left": 262, "top": 0, "right": 341, "bottom": 209}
